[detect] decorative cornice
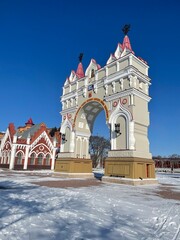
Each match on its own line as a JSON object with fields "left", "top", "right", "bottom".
{"left": 61, "top": 90, "right": 77, "bottom": 102}
{"left": 104, "top": 65, "right": 150, "bottom": 86}
{"left": 60, "top": 106, "right": 77, "bottom": 115}
{"left": 75, "top": 131, "right": 91, "bottom": 138}
{"left": 104, "top": 88, "right": 151, "bottom": 102}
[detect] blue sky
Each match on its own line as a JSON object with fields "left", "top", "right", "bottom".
{"left": 0, "top": 0, "right": 180, "bottom": 156}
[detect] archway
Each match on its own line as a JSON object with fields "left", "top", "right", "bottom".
{"left": 73, "top": 99, "right": 109, "bottom": 159}
{"left": 55, "top": 32, "right": 156, "bottom": 182}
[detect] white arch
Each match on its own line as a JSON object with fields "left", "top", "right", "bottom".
{"left": 37, "top": 152, "right": 45, "bottom": 158}
{"left": 15, "top": 150, "right": 24, "bottom": 157}
{"left": 29, "top": 151, "right": 37, "bottom": 158}
{"left": 109, "top": 100, "right": 132, "bottom": 124}
{"left": 30, "top": 143, "right": 52, "bottom": 156}
{"left": 109, "top": 101, "right": 134, "bottom": 150}
{"left": 60, "top": 117, "right": 72, "bottom": 134}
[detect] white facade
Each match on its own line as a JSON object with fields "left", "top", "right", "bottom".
{"left": 59, "top": 34, "right": 152, "bottom": 160}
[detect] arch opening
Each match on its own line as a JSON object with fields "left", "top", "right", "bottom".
{"left": 73, "top": 100, "right": 110, "bottom": 161}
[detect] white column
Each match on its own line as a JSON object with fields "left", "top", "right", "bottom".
{"left": 86, "top": 138, "right": 90, "bottom": 158}
{"left": 105, "top": 67, "right": 108, "bottom": 76}
{"left": 60, "top": 134, "right": 65, "bottom": 153}
{"left": 51, "top": 148, "right": 56, "bottom": 170}
{"left": 120, "top": 78, "right": 123, "bottom": 90}
{"left": 129, "top": 55, "right": 132, "bottom": 65}
{"left": 129, "top": 121, "right": 135, "bottom": 150}
{"left": 104, "top": 84, "right": 108, "bottom": 95}
{"left": 80, "top": 137, "right": 83, "bottom": 158}
{"left": 9, "top": 144, "right": 16, "bottom": 170}
{"left": 110, "top": 124, "right": 116, "bottom": 150}
{"left": 69, "top": 131, "right": 75, "bottom": 152}
{"left": 116, "top": 62, "right": 120, "bottom": 71}
{"left": 130, "top": 94, "right": 134, "bottom": 105}
{"left": 112, "top": 81, "right": 115, "bottom": 93}
{"left": 23, "top": 146, "right": 30, "bottom": 170}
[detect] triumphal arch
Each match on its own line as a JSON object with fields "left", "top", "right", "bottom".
{"left": 55, "top": 27, "right": 156, "bottom": 183}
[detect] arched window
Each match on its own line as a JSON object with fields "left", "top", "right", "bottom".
{"left": 17, "top": 152, "right": 22, "bottom": 165}
{"left": 91, "top": 69, "right": 95, "bottom": 78}
{"left": 8, "top": 151, "right": 11, "bottom": 164}
{"left": 37, "top": 154, "right": 43, "bottom": 165}
{"left": 2, "top": 152, "right": 6, "bottom": 164}
{"left": 4, "top": 152, "right": 8, "bottom": 164}
{"left": 30, "top": 153, "right": 35, "bottom": 165}
{"left": 45, "top": 154, "right": 50, "bottom": 165}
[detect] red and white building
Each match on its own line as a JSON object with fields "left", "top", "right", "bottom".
{"left": 0, "top": 119, "right": 60, "bottom": 170}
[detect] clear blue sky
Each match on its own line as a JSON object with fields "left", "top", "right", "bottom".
{"left": 0, "top": 0, "right": 180, "bottom": 156}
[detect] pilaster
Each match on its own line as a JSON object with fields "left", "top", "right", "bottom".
{"left": 9, "top": 144, "right": 17, "bottom": 170}
{"left": 23, "top": 145, "right": 30, "bottom": 170}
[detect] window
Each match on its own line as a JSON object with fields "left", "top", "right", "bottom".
{"left": 37, "top": 154, "right": 43, "bottom": 165}
{"left": 3, "top": 152, "right": 7, "bottom": 164}
{"left": 17, "top": 152, "right": 22, "bottom": 164}
{"left": 30, "top": 153, "right": 35, "bottom": 165}
{"left": 91, "top": 69, "right": 95, "bottom": 78}
{"left": 4, "top": 152, "right": 8, "bottom": 164}
{"left": 45, "top": 154, "right": 50, "bottom": 165}
{"left": 7, "top": 151, "right": 11, "bottom": 164}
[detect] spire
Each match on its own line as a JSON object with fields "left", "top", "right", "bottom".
{"left": 76, "top": 62, "right": 85, "bottom": 78}
{"left": 122, "top": 24, "right": 133, "bottom": 52}
{"left": 122, "top": 35, "right": 132, "bottom": 51}
{"left": 76, "top": 53, "right": 85, "bottom": 78}
{"left": 25, "top": 118, "right": 34, "bottom": 126}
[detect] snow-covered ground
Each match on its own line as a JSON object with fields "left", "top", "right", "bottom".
{"left": 0, "top": 169, "right": 179, "bottom": 240}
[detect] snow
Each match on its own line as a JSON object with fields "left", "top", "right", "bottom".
{"left": 0, "top": 170, "right": 180, "bottom": 240}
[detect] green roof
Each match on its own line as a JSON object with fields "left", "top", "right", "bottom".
{"left": 16, "top": 124, "right": 42, "bottom": 139}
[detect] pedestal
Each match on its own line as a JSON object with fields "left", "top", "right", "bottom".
{"left": 55, "top": 157, "right": 93, "bottom": 178}
{"left": 104, "top": 157, "right": 157, "bottom": 181}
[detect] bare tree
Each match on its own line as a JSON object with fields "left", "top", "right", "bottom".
{"left": 89, "top": 136, "right": 110, "bottom": 168}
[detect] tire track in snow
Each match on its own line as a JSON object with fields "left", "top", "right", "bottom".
{"left": 154, "top": 205, "right": 173, "bottom": 235}
{"left": 148, "top": 204, "right": 179, "bottom": 240}
{"left": 172, "top": 224, "right": 180, "bottom": 240}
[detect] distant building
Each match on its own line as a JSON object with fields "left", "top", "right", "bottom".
{"left": 153, "top": 157, "right": 180, "bottom": 169}
{"left": 0, "top": 118, "right": 60, "bottom": 170}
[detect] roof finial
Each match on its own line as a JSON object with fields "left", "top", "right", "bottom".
{"left": 79, "top": 53, "right": 83, "bottom": 62}
{"left": 76, "top": 53, "right": 85, "bottom": 78}
{"left": 122, "top": 24, "right": 131, "bottom": 35}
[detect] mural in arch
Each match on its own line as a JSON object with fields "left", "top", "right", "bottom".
{"left": 56, "top": 31, "right": 156, "bottom": 182}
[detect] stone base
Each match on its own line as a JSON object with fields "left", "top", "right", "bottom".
{"left": 55, "top": 158, "right": 92, "bottom": 174}
{"left": 105, "top": 157, "right": 156, "bottom": 179}
{"left": 102, "top": 176, "right": 158, "bottom": 186}
{"left": 53, "top": 172, "right": 94, "bottom": 178}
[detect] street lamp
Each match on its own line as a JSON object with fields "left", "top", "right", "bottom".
{"left": 115, "top": 123, "right": 121, "bottom": 135}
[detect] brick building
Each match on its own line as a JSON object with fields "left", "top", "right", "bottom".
{"left": 0, "top": 118, "right": 60, "bottom": 170}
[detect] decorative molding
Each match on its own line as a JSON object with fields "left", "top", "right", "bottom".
{"left": 31, "top": 131, "right": 54, "bottom": 152}
{"left": 75, "top": 131, "right": 91, "bottom": 138}
{"left": 60, "top": 106, "right": 77, "bottom": 115}
{"left": 30, "top": 143, "right": 52, "bottom": 156}
{"left": 60, "top": 118, "right": 73, "bottom": 134}
{"left": 104, "top": 88, "right": 151, "bottom": 102}
{"left": 61, "top": 90, "right": 77, "bottom": 102}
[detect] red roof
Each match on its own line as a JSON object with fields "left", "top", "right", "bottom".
{"left": 25, "top": 118, "right": 34, "bottom": 125}
{"left": 76, "top": 62, "right": 85, "bottom": 78}
{"left": 122, "top": 35, "right": 132, "bottom": 51}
